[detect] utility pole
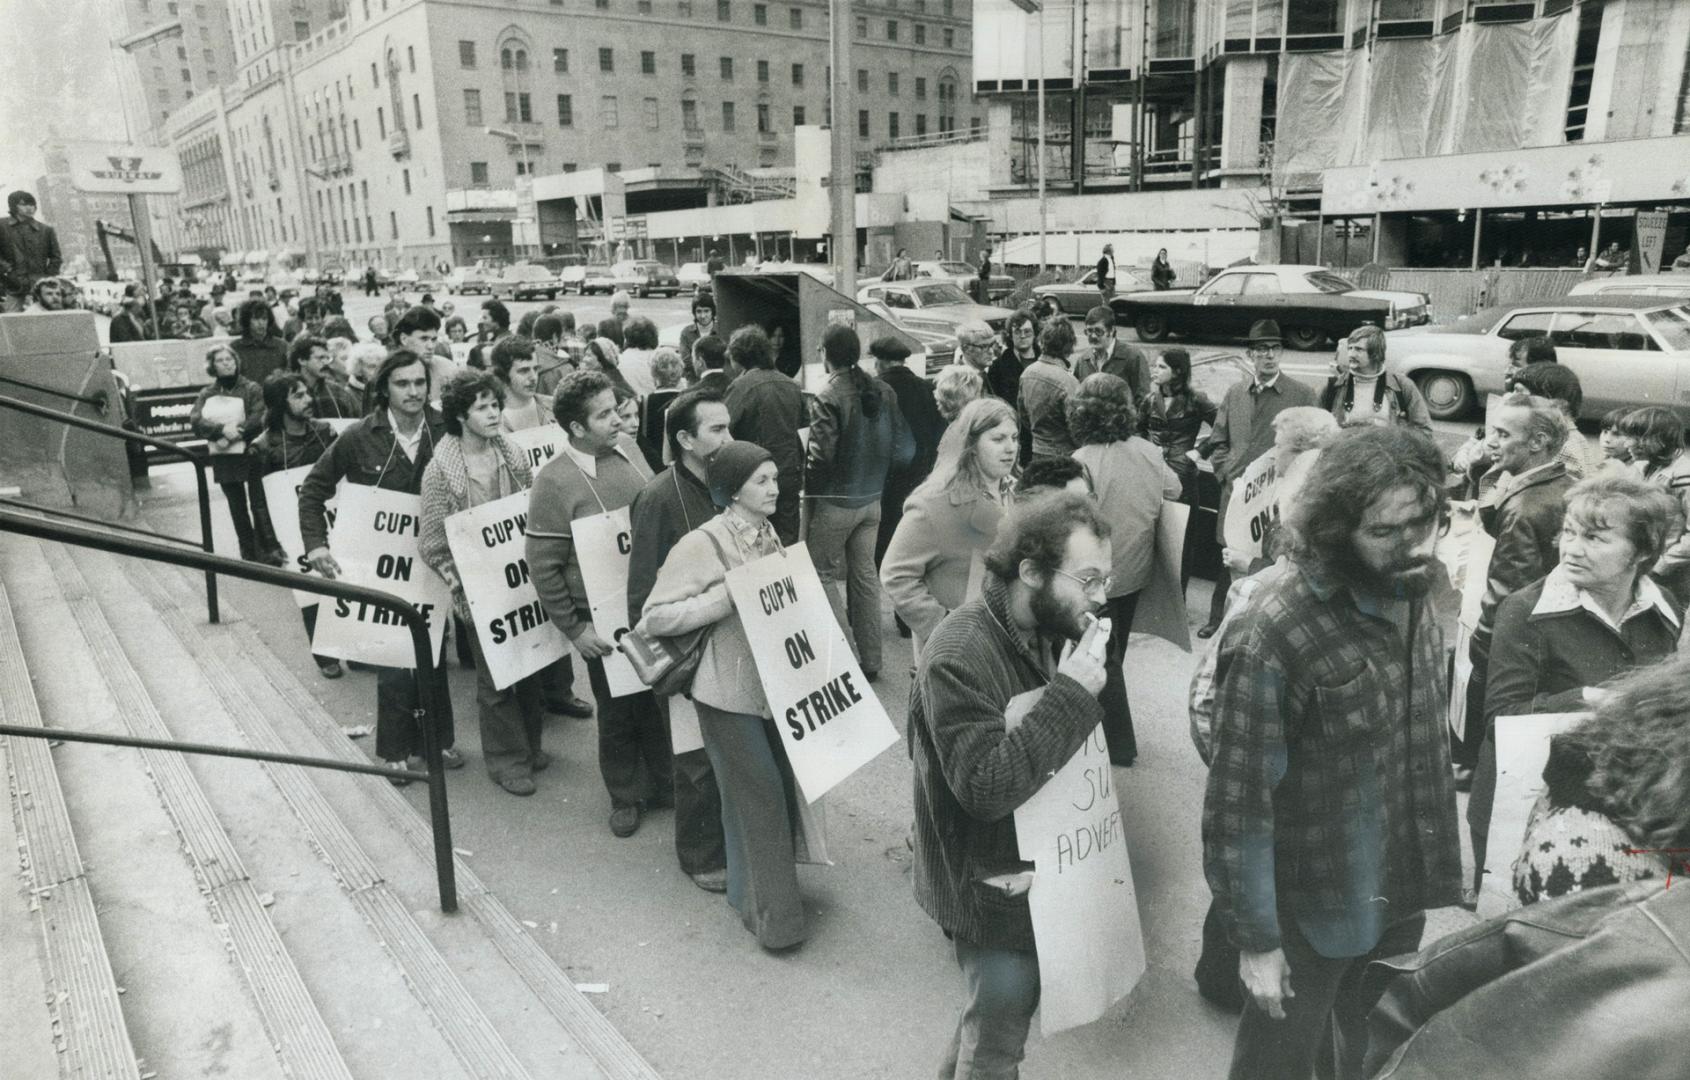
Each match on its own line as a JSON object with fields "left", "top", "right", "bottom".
{"left": 829, "top": 0, "right": 857, "bottom": 292}
{"left": 1009, "top": 0, "right": 1047, "bottom": 274}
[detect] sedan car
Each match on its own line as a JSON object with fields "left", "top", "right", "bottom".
{"left": 1567, "top": 273, "right": 1690, "bottom": 301}
{"left": 1032, "top": 266, "right": 1156, "bottom": 315}
{"left": 610, "top": 260, "right": 682, "bottom": 298}
{"left": 581, "top": 264, "right": 617, "bottom": 295}
{"left": 1113, "top": 264, "right": 1431, "bottom": 351}
{"left": 677, "top": 262, "right": 712, "bottom": 291}
{"left": 860, "top": 300, "right": 959, "bottom": 373}
{"left": 1390, "top": 296, "right": 1690, "bottom": 421}
{"left": 444, "top": 267, "right": 494, "bottom": 295}
{"left": 855, "top": 281, "right": 1016, "bottom": 334}
{"left": 911, "top": 260, "right": 1017, "bottom": 302}
{"left": 503, "top": 262, "right": 562, "bottom": 301}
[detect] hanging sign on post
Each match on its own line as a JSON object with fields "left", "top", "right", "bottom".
{"left": 571, "top": 506, "right": 647, "bottom": 697}
{"left": 725, "top": 542, "right": 897, "bottom": 803}
{"left": 308, "top": 485, "right": 450, "bottom": 667}
{"left": 445, "top": 489, "right": 567, "bottom": 690}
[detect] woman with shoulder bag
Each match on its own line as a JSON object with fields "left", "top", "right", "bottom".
{"left": 636, "top": 441, "right": 808, "bottom": 951}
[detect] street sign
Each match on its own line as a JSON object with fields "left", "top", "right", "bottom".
{"left": 64, "top": 142, "right": 183, "bottom": 195}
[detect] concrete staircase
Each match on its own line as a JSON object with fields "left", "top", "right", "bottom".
{"left": 0, "top": 529, "right": 664, "bottom": 1080}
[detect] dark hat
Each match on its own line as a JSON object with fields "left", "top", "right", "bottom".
{"left": 706, "top": 440, "right": 774, "bottom": 508}
{"left": 868, "top": 335, "right": 911, "bottom": 363}
{"left": 1247, "top": 319, "right": 1282, "bottom": 344}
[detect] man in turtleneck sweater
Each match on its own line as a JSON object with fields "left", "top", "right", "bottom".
{"left": 526, "top": 370, "right": 669, "bottom": 839}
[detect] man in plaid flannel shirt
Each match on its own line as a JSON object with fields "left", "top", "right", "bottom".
{"left": 1202, "top": 426, "right": 1463, "bottom": 1080}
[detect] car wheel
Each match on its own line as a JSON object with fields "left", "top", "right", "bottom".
{"left": 1284, "top": 325, "right": 1326, "bottom": 352}
{"left": 1135, "top": 312, "right": 1170, "bottom": 343}
{"left": 1415, "top": 370, "right": 1476, "bottom": 421}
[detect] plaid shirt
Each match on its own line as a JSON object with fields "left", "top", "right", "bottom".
{"left": 1202, "top": 562, "right": 1461, "bottom": 958}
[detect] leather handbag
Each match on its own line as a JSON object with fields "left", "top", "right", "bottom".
{"left": 618, "top": 527, "right": 729, "bottom": 697}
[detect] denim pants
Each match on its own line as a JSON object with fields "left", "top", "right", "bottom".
{"left": 806, "top": 498, "right": 884, "bottom": 674}
{"left": 582, "top": 645, "right": 673, "bottom": 809}
{"left": 468, "top": 625, "right": 547, "bottom": 782}
{"left": 1226, "top": 911, "right": 1426, "bottom": 1080}
{"left": 373, "top": 640, "right": 455, "bottom": 764}
{"left": 938, "top": 938, "right": 1041, "bottom": 1080}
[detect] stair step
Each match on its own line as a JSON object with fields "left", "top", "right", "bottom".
{"left": 100, "top": 548, "right": 538, "bottom": 1080}
{"left": 140, "top": 557, "right": 662, "bottom": 1080}
{"left": 26, "top": 538, "right": 354, "bottom": 1080}
{"left": 1, "top": 536, "right": 294, "bottom": 1080}
{"left": 0, "top": 576, "right": 141, "bottom": 1080}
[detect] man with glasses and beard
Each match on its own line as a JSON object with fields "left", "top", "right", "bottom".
{"left": 910, "top": 491, "right": 1112, "bottom": 1078}
{"left": 1072, "top": 306, "right": 1150, "bottom": 401}
{"left": 1203, "top": 425, "right": 1462, "bottom": 1080}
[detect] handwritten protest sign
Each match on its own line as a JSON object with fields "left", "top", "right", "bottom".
{"left": 1222, "top": 452, "right": 1278, "bottom": 560}
{"left": 262, "top": 465, "right": 339, "bottom": 607}
{"left": 1006, "top": 690, "right": 1146, "bottom": 1036}
{"left": 323, "top": 417, "right": 359, "bottom": 435}
{"left": 1134, "top": 500, "right": 1191, "bottom": 652}
{"left": 309, "top": 486, "right": 450, "bottom": 667}
{"left": 505, "top": 424, "right": 567, "bottom": 474}
{"left": 1478, "top": 713, "right": 1589, "bottom": 918}
{"left": 571, "top": 507, "right": 646, "bottom": 697}
{"left": 445, "top": 490, "right": 567, "bottom": 690}
{"left": 726, "top": 542, "right": 897, "bottom": 803}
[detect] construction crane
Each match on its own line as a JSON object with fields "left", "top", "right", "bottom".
{"left": 95, "top": 218, "right": 168, "bottom": 282}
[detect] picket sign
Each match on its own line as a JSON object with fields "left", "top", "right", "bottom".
{"left": 667, "top": 693, "right": 705, "bottom": 755}
{"left": 1134, "top": 500, "right": 1191, "bottom": 652}
{"left": 571, "top": 507, "right": 647, "bottom": 697}
{"left": 323, "top": 416, "right": 360, "bottom": 435}
{"left": 444, "top": 489, "right": 568, "bottom": 690}
{"left": 1006, "top": 688, "right": 1146, "bottom": 1036}
{"left": 505, "top": 424, "right": 568, "bottom": 475}
{"left": 262, "top": 466, "right": 340, "bottom": 607}
{"left": 199, "top": 394, "right": 247, "bottom": 455}
{"left": 725, "top": 542, "right": 898, "bottom": 803}
{"left": 308, "top": 486, "right": 450, "bottom": 667}
{"left": 1477, "top": 713, "right": 1590, "bottom": 918}
{"left": 1459, "top": 527, "right": 1496, "bottom": 631}
{"left": 1222, "top": 452, "right": 1278, "bottom": 561}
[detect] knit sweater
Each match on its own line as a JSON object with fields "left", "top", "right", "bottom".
{"left": 525, "top": 442, "right": 652, "bottom": 641}
{"left": 419, "top": 434, "right": 533, "bottom": 623}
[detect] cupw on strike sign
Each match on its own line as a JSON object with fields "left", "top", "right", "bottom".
{"left": 572, "top": 507, "right": 646, "bottom": 698}
{"left": 309, "top": 486, "right": 450, "bottom": 667}
{"left": 263, "top": 465, "right": 340, "bottom": 607}
{"left": 505, "top": 424, "right": 567, "bottom": 475}
{"left": 725, "top": 542, "right": 897, "bottom": 803}
{"left": 1222, "top": 452, "right": 1278, "bottom": 561}
{"left": 445, "top": 490, "right": 567, "bottom": 690}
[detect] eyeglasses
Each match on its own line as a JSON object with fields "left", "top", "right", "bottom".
{"left": 960, "top": 339, "right": 994, "bottom": 352}
{"left": 1083, "top": 327, "right": 1110, "bottom": 339}
{"left": 1051, "top": 567, "right": 1113, "bottom": 595}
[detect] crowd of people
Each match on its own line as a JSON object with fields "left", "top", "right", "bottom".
{"left": 10, "top": 183, "right": 1689, "bottom": 1075}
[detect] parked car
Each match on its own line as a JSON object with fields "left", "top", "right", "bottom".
{"left": 854, "top": 280, "right": 1016, "bottom": 334}
{"left": 1113, "top": 264, "right": 1432, "bottom": 351}
{"left": 581, "top": 264, "right": 618, "bottom": 295}
{"left": 910, "top": 260, "right": 1016, "bottom": 301}
{"left": 1389, "top": 296, "right": 1690, "bottom": 421}
{"left": 1032, "top": 266, "right": 1157, "bottom": 315}
{"left": 392, "top": 268, "right": 421, "bottom": 288}
{"left": 504, "top": 262, "right": 563, "bottom": 300}
{"left": 445, "top": 267, "right": 493, "bottom": 295}
{"left": 677, "top": 262, "right": 712, "bottom": 291}
{"left": 609, "top": 260, "right": 682, "bottom": 298}
{"left": 861, "top": 300, "right": 959, "bottom": 371}
{"left": 1567, "top": 273, "right": 1690, "bottom": 301}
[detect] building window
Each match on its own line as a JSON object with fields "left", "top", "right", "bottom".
{"left": 856, "top": 68, "right": 867, "bottom": 93}
{"left": 720, "top": 56, "right": 733, "bottom": 79}
{"left": 722, "top": 101, "right": 735, "bottom": 130}
{"left": 855, "top": 15, "right": 866, "bottom": 36}
{"left": 470, "top": 161, "right": 489, "bottom": 187}
{"left": 681, "top": 53, "right": 695, "bottom": 77}
{"left": 914, "top": 23, "right": 925, "bottom": 44}
{"left": 602, "top": 95, "right": 619, "bottom": 127}
{"left": 376, "top": 106, "right": 385, "bottom": 137}
{"left": 757, "top": 101, "right": 771, "bottom": 132}
{"left": 678, "top": 0, "right": 691, "bottom": 14}
{"left": 753, "top": 2, "right": 766, "bottom": 23}
{"left": 644, "top": 96, "right": 660, "bottom": 128}
{"left": 793, "top": 104, "right": 806, "bottom": 125}
{"left": 888, "top": 72, "right": 898, "bottom": 95}
{"left": 757, "top": 59, "right": 768, "bottom": 82}
{"left": 596, "top": 0, "right": 609, "bottom": 7}
{"left": 389, "top": 211, "right": 398, "bottom": 239}
{"left": 942, "top": 0, "right": 951, "bottom": 12}
{"left": 641, "top": 50, "right": 656, "bottom": 74}
{"left": 682, "top": 97, "right": 699, "bottom": 131}
{"left": 353, "top": 119, "right": 361, "bottom": 148}
{"left": 553, "top": 47, "right": 568, "bottom": 72}
{"left": 970, "top": 116, "right": 982, "bottom": 133}
{"left": 371, "top": 61, "right": 379, "bottom": 86}
{"left": 915, "top": 113, "right": 926, "bottom": 135}
{"left": 638, "top": 0, "right": 652, "bottom": 10}
{"left": 402, "top": 168, "right": 412, "bottom": 194}
{"left": 717, "top": 0, "right": 730, "bottom": 18}
{"left": 502, "top": 47, "right": 528, "bottom": 71}
{"left": 789, "top": 6, "right": 801, "bottom": 28}
{"left": 886, "top": 19, "right": 898, "bottom": 40}
{"left": 791, "top": 62, "right": 803, "bottom": 86}
{"left": 181, "top": 68, "right": 193, "bottom": 83}
{"left": 857, "top": 109, "right": 869, "bottom": 137}
{"left": 942, "top": 26, "right": 953, "bottom": 47}
{"left": 406, "top": 45, "right": 415, "bottom": 72}
{"left": 599, "top": 47, "right": 614, "bottom": 72}
{"left": 504, "top": 91, "right": 532, "bottom": 122}
{"left": 464, "top": 88, "right": 482, "bottom": 125}
{"left": 915, "top": 76, "right": 926, "bottom": 99}
{"left": 426, "top": 206, "right": 435, "bottom": 237}
{"left": 413, "top": 94, "right": 423, "bottom": 128}
{"left": 557, "top": 93, "right": 574, "bottom": 125}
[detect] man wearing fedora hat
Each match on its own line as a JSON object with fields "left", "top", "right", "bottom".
{"left": 1196, "top": 319, "right": 1316, "bottom": 637}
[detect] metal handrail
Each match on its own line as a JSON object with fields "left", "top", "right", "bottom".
{"left": 0, "top": 393, "right": 219, "bottom": 624}
{"left": 0, "top": 509, "right": 457, "bottom": 913}
{"left": 0, "top": 373, "right": 109, "bottom": 413}
{"left": 0, "top": 496, "right": 199, "bottom": 547}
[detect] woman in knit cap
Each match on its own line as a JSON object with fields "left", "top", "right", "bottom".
{"left": 637, "top": 440, "right": 808, "bottom": 951}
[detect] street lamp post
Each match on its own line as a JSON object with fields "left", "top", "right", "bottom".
{"left": 1008, "top": 0, "right": 1046, "bottom": 274}
{"left": 112, "top": 17, "right": 184, "bottom": 334}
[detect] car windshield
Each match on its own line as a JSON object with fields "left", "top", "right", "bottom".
{"left": 913, "top": 283, "right": 971, "bottom": 306}
{"left": 1643, "top": 307, "right": 1690, "bottom": 351}
{"left": 1303, "top": 271, "right": 1357, "bottom": 294}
